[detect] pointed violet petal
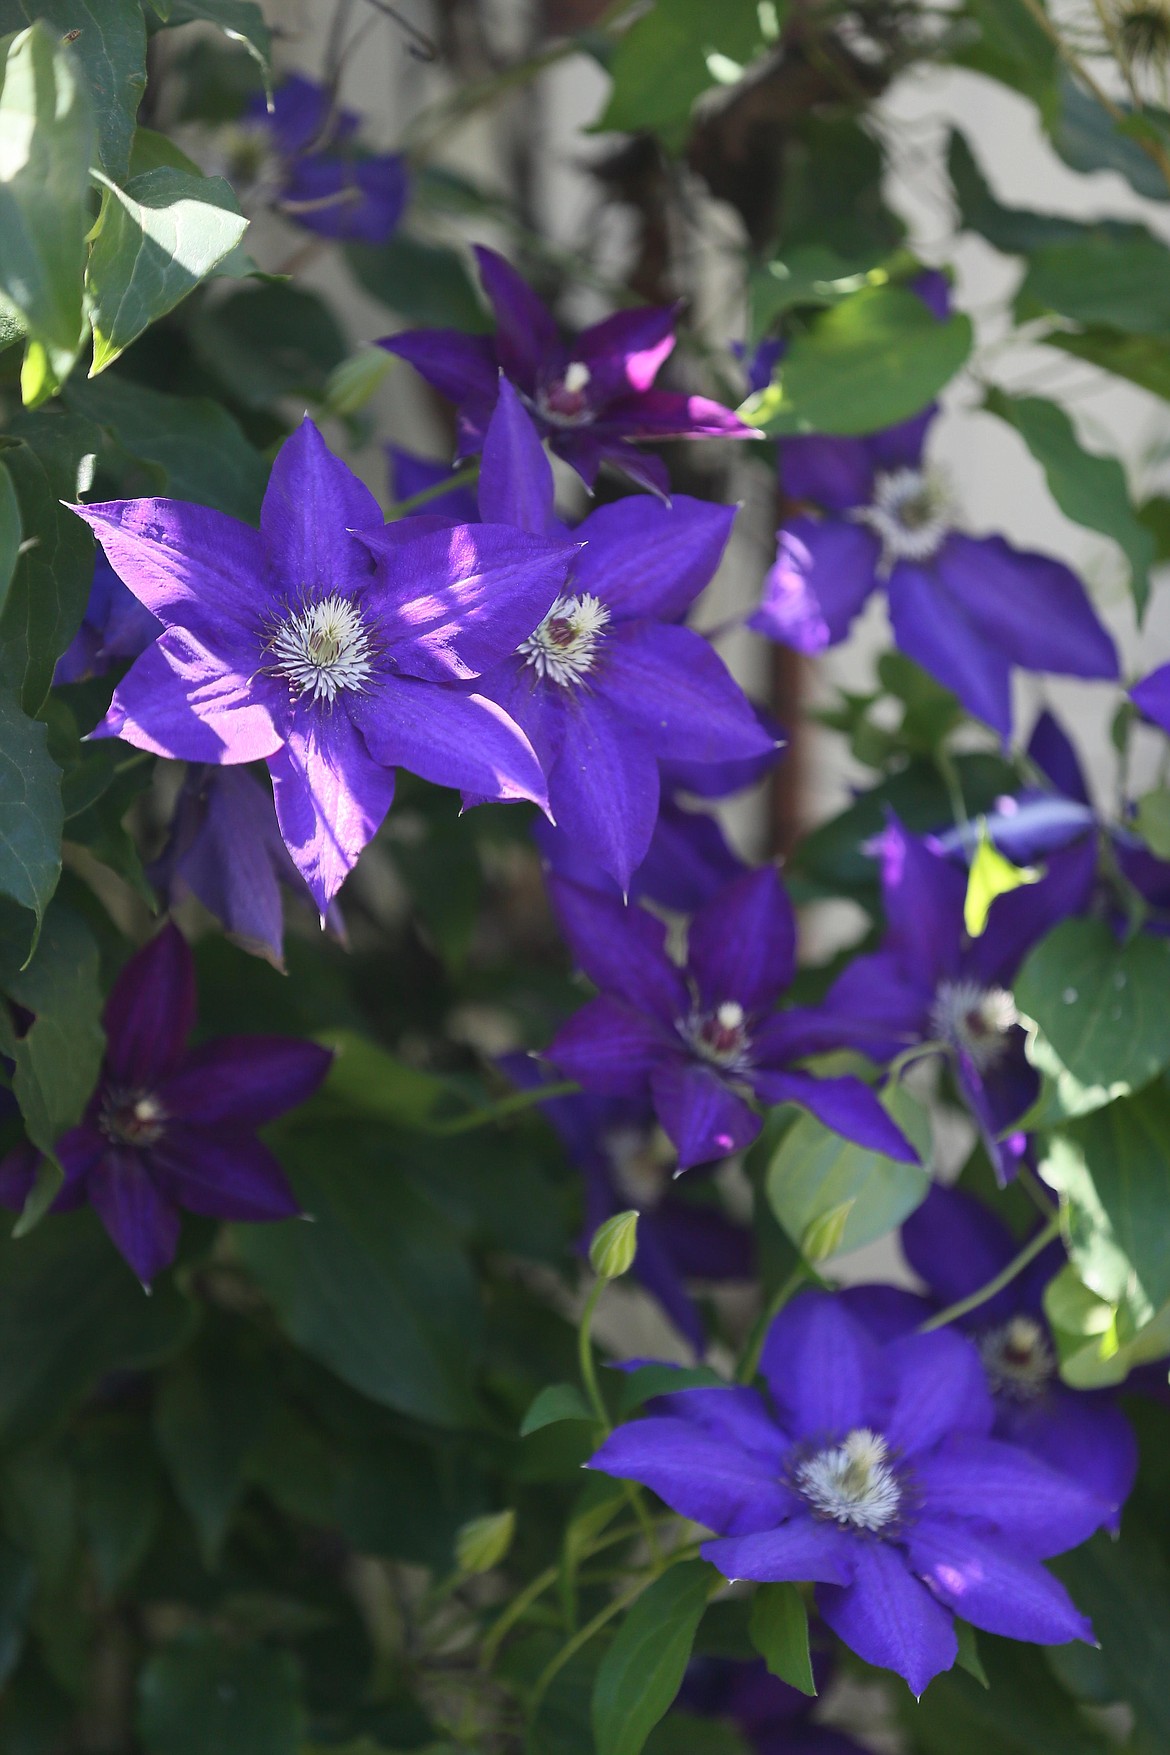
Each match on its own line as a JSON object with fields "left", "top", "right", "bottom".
{"left": 901, "top": 1182, "right": 1016, "bottom": 1314}
{"left": 748, "top": 1070, "right": 919, "bottom": 1164}
{"left": 819, "top": 1542, "right": 958, "bottom": 1697}
{"left": 687, "top": 866, "right": 796, "bottom": 1013}
{"left": 473, "top": 245, "right": 559, "bottom": 386}
{"left": 588, "top": 1415, "right": 792, "bottom": 1535}
{"left": 547, "top": 994, "right": 678, "bottom": 1097}
{"left": 269, "top": 710, "right": 397, "bottom": 910}
{"left": 593, "top": 623, "right": 775, "bottom": 765}
{"left": 867, "top": 406, "right": 935, "bottom": 472}
{"left": 572, "top": 494, "right": 736, "bottom": 622}
{"left": 759, "top": 1291, "right": 892, "bottom": 1439}
{"left": 477, "top": 377, "right": 561, "bottom": 536}
{"left": 1131, "top": 661, "right": 1170, "bottom": 732}
{"left": 160, "top": 1037, "right": 331, "bottom": 1131}
{"left": 89, "top": 1147, "right": 182, "bottom": 1285}
{"left": 887, "top": 558, "right": 1015, "bottom": 738}
{"left": 907, "top": 1518, "right": 1095, "bottom": 1646}
{"left": 1028, "top": 708, "right": 1092, "bottom": 804}
{"left": 938, "top": 534, "right": 1119, "bottom": 681}
{"left": 749, "top": 518, "right": 880, "bottom": 653}
{"left": 915, "top": 1437, "right": 1111, "bottom": 1556}
{"left": 378, "top": 328, "right": 500, "bottom": 427}
{"left": 546, "top": 875, "right": 688, "bottom": 1020}
{"left": 356, "top": 680, "right": 547, "bottom": 809}
{"left": 96, "top": 632, "right": 284, "bottom": 765}
{"left": 654, "top": 1386, "right": 787, "bottom": 1462}
{"left": 779, "top": 435, "right": 875, "bottom": 512}
{"left": 260, "top": 417, "right": 382, "bottom": 599}
{"left": 150, "top": 1133, "right": 300, "bottom": 1222}
{"left": 599, "top": 388, "right": 758, "bottom": 441}
{"left": 703, "top": 1518, "right": 857, "bottom": 1586}
{"left": 104, "top": 922, "right": 196, "bottom": 1089}
{"left": 650, "top": 1059, "right": 760, "bottom": 1171}
{"left": 997, "top": 1388, "right": 1138, "bottom": 1525}
{"left": 882, "top": 1329, "right": 994, "bottom": 1456}
{"left": 387, "top": 448, "right": 477, "bottom": 524}
{"left": 575, "top": 302, "right": 677, "bottom": 395}
{"left": 547, "top": 695, "right": 661, "bottom": 893}
{"left": 873, "top": 815, "right": 966, "bottom": 994}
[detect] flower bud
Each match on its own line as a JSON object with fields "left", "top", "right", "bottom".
{"left": 455, "top": 1509, "right": 515, "bottom": 1575}
{"left": 589, "top": 1209, "right": 639, "bottom": 1279}
{"left": 322, "top": 347, "right": 393, "bottom": 417}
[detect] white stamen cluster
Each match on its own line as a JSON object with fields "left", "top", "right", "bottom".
{"left": 98, "top": 1087, "right": 167, "bottom": 1148}
{"left": 268, "top": 593, "right": 375, "bottom": 704}
{"left": 795, "top": 1428, "right": 902, "bottom": 1532}
{"left": 930, "top": 978, "right": 1019, "bottom": 1072}
{"left": 979, "top": 1316, "right": 1055, "bottom": 1402}
{"left": 681, "top": 1000, "right": 751, "bottom": 1072}
{"left": 853, "top": 467, "right": 953, "bottom": 578}
{"left": 519, "top": 592, "right": 610, "bottom": 687}
{"left": 563, "top": 361, "right": 591, "bottom": 395}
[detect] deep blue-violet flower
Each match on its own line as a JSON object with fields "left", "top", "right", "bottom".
{"left": 150, "top": 766, "right": 343, "bottom": 969}
{"left": 842, "top": 1184, "right": 1138, "bottom": 1518}
{"left": 75, "top": 416, "right": 574, "bottom": 909}
{"left": 544, "top": 866, "right": 919, "bottom": 1172}
{"left": 501, "top": 1057, "right": 752, "bottom": 1347}
{"left": 680, "top": 1655, "right": 864, "bottom": 1755}
{"left": 380, "top": 245, "right": 758, "bottom": 495}
{"left": 590, "top": 1290, "right": 1110, "bottom": 1696}
{"left": 233, "top": 74, "right": 408, "bottom": 244}
{"left": 54, "top": 554, "right": 160, "bottom": 685}
{"left": 804, "top": 814, "right": 1096, "bottom": 1181}
{"left": 749, "top": 409, "right": 1118, "bottom": 737}
{"left": 0, "top": 924, "right": 331, "bottom": 1285}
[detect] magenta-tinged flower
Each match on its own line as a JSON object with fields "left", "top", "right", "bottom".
{"left": 0, "top": 924, "right": 330, "bottom": 1285}
{"left": 544, "top": 867, "right": 918, "bottom": 1172}
{"left": 591, "top": 1291, "right": 1110, "bottom": 1696}
{"left": 54, "top": 554, "right": 160, "bottom": 685}
{"left": 379, "top": 246, "right": 758, "bottom": 495}
{"left": 750, "top": 410, "right": 1118, "bottom": 737}
{"left": 76, "top": 418, "right": 575, "bottom": 910}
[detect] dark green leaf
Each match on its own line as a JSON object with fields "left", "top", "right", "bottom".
{"left": 592, "top": 1562, "right": 713, "bottom": 1755}
{"left": 903, "top": 1634, "right": 1109, "bottom": 1754}
{"left": 1054, "top": 1525, "right": 1170, "bottom": 1747}
{"left": 615, "top": 1363, "right": 725, "bottom": 1414}
{"left": 520, "top": 1382, "right": 592, "bottom": 1436}
{"left": 191, "top": 283, "right": 347, "bottom": 409}
{"left": 346, "top": 235, "right": 492, "bottom": 332}
{"left": 77, "top": 1417, "right": 161, "bottom": 1594}
{"left": 1051, "top": 74, "right": 1170, "bottom": 203}
{"left": 0, "top": 461, "right": 19, "bottom": 617}
{"left": 644, "top": 1717, "right": 752, "bottom": 1755}
{"left": 0, "top": 1208, "right": 192, "bottom": 1448}
{"left": 154, "top": 1336, "right": 273, "bottom": 1565}
{"left": 1018, "top": 232, "right": 1170, "bottom": 335}
{"left": 22, "top": 0, "right": 145, "bottom": 182}
{"left": 595, "top": 0, "right": 769, "bottom": 151}
{"left": 743, "top": 287, "right": 971, "bottom": 436}
{"left": 128, "top": 124, "right": 204, "bottom": 178}
{"left": 748, "top": 1583, "right": 814, "bottom": 1695}
{"left": 0, "top": 22, "right": 93, "bottom": 395}
{"left": 948, "top": 131, "right": 1137, "bottom": 255}
{"left": 1045, "top": 326, "right": 1170, "bottom": 400}
{"left": 986, "top": 390, "right": 1154, "bottom": 614}
{"left": 87, "top": 167, "right": 249, "bottom": 372}
{"left": 0, "top": 687, "right": 62, "bottom": 935}
{"left": 748, "top": 245, "right": 894, "bottom": 338}
{"left": 138, "top": 1633, "right": 303, "bottom": 1755}
{"left": 155, "top": 0, "right": 270, "bottom": 78}
{"left": 957, "top": 0, "right": 1056, "bottom": 95}
{"left": 0, "top": 1538, "right": 34, "bottom": 1689}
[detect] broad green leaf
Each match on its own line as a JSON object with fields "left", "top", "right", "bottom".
{"left": 1045, "top": 1261, "right": 1170, "bottom": 1388}
{"left": 234, "top": 1143, "right": 479, "bottom": 1428}
{"left": 592, "top": 1561, "right": 713, "bottom": 1755}
{"left": 191, "top": 282, "right": 347, "bottom": 409}
{"left": 520, "top": 1382, "right": 593, "bottom": 1436}
{"left": 316, "top": 1030, "right": 449, "bottom": 1127}
{"left": 958, "top": 0, "right": 1056, "bottom": 96}
{"left": 1134, "top": 787, "right": 1170, "bottom": 858}
{"left": 0, "top": 1538, "right": 34, "bottom": 1689}
{"left": 154, "top": 0, "right": 270, "bottom": 78}
{"left": 645, "top": 1718, "right": 752, "bottom": 1755}
{"left": 1050, "top": 73, "right": 1170, "bottom": 203}
{"left": 963, "top": 819, "right": 1040, "bottom": 938}
{"left": 128, "top": 124, "right": 203, "bottom": 179}
{"left": 1045, "top": 326, "right": 1170, "bottom": 400}
{"left": 1015, "top": 920, "right": 1170, "bottom": 1114}
{"left": 748, "top": 1583, "right": 814, "bottom": 1695}
{"left": 153, "top": 1335, "right": 272, "bottom": 1565}
{"left": 1019, "top": 232, "right": 1170, "bottom": 336}
{"left": 947, "top": 130, "right": 1133, "bottom": 255}
{"left": 742, "top": 286, "right": 971, "bottom": 437}
{"left": 0, "top": 1208, "right": 192, "bottom": 1448}
{"left": 0, "top": 23, "right": 93, "bottom": 395}
{"left": 765, "top": 1082, "right": 931, "bottom": 1259}
{"left": 986, "top": 390, "right": 1154, "bottom": 615}
{"left": 0, "top": 461, "right": 19, "bottom": 617}
{"left": 1054, "top": 1527, "right": 1170, "bottom": 1747}
{"left": 77, "top": 1417, "right": 161, "bottom": 1594}
{"left": 22, "top": 0, "right": 145, "bottom": 181}
{"left": 0, "top": 408, "right": 100, "bottom": 713}
{"left": 616, "top": 1363, "right": 725, "bottom": 1414}
{"left": 748, "top": 244, "right": 895, "bottom": 338}
{"left": 595, "top": 0, "right": 768, "bottom": 151}
{"left": 0, "top": 686, "right": 62, "bottom": 936}
{"left": 954, "top": 1619, "right": 989, "bottom": 1688}
{"left": 346, "top": 236, "right": 493, "bottom": 332}
{"left": 903, "top": 1633, "right": 1110, "bottom": 1755}
{"left": 138, "top": 1633, "right": 303, "bottom": 1755}
{"left": 87, "top": 167, "right": 248, "bottom": 373}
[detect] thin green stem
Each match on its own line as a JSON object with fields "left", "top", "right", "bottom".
{"left": 918, "top": 1212, "right": 1063, "bottom": 1333}
{"left": 421, "top": 1079, "right": 580, "bottom": 1136}
{"left": 479, "top": 1520, "right": 661, "bottom": 1671}
{"left": 577, "top": 1278, "right": 661, "bottom": 1560}
{"left": 737, "top": 1262, "right": 810, "bottom": 1384}
{"left": 386, "top": 462, "right": 481, "bottom": 521}
{"left": 527, "top": 1576, "right": 650, "bottom": 1718}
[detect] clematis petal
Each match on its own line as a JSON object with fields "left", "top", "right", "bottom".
{"left": 704, "top": 1518, "right": 857, "bottom": 1586}
{"left": 160, "top": 1037, "right": 332, "bottom": 1131}
{"left": 546, "top": 875, "right": 689, "bottom": 1020}
{"left": 650, "top": 1060, "right": 761, "bottom": 1171}
{"left": 260, "top": 418, "right": 382, "bottom": 600}
{"left": 819, "top": 1541, "right": 958, "bottom": 1697}
{"left": 655, "top": 1387, "right": 787, "bottom": 1463}
{"left": 95, "top": 631, "right": 284, "bottom": 765}
{"left": 779, "top": 435, "right": 875, "bottom": 511}
{"left": 996, "top": 1387, "right": 1138, "bottom": 1523}
{"left": 1028, "top": 708, "right": 1092, "bottom": 804}
{"left": 594, "top": 624, "right": 777, "bottom": 765}
{"left": 887, "top": 558, "right": 1015, "bottom": 738}
{"left": 883, "top": 1329, "right": 995, "bottom": 1455}
{"left": 477, "top": 378, "right": 561, "bottom": 536}
{"left": 759, "top": 1291, "right": 891, "bottom": 1438}
{"left": 970, "top": 835, "right": 1097, "bottom": 990}
{"left": 901, "top": 1182, "right": 1017, "bottom": 1316}
{"left": 547, "top": 995, "right": 678, "bottom": 1097}
{"left": 268, "top": 710, "right": 397, "bottom": 910}
{"left": 588, "top": 1416, "right": 793, "bottom": 1535}
{"left": 356, "top": 680, "right": 548, "bottom": 809}
{"left": 915, "top": 1437, "right": 1111, "bottom": 1556}
{"left": 88, "top": 1147, "right": 182, "bottom": 1285}
{"left": 572, "top": 495, "right": 736, "bottom": 623}
{"left": 378, "top": 329, "right": 500, "bottom": 449}
{"left": 873, "top": 814, "right": 966, "bottom": 993}
{"left": 749, "top": 518, "right": 880, "bottom": 653}
{"left": 687, "top": 866, "right": 796, "bottom": 1013}
{"left": 907, "top": 1518, "right": 1095, "bottom": 1646}
{"left": 1131, "top": 661, "right": 1170, "bottom": 732}
{"left": 473, "top": 244, "right": 560, "bottom": 386}
{"left": 868, "top": 405, "right": 935, "bottom": 471}
{"left": 575, "top": 303, "right": 677, "bottom": 396}
{"left": 748, "top": 1070, "right": 919, "bottom": 1164}
{"left": 632, "top": 800, "right": 747, "bottom": 913}
{"left": 150, "top": 1133, "right": 300, "bottom": 1222}
{"left": 104, "top": 922, "right": 196, "bottom": 1089}
{"left": 937, "top": 534, "right": 1119, "bottom": 681}
{"left": 597, "top": 388, "right": 758, "bottom": 441}
{"left": 548, "top": 696, "right": 662, "bottom": 893}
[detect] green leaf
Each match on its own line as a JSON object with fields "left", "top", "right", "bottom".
{"left": 154, "top": 1336, "right": 272, "bottom": 1566}
{"left": 0, "top": 1208, "right": 192, "bottom": 1448}
{"left": 592, "top": 1561, "right": 713, "bottom": 1755}
{"left": 742, "top": 287, "right": 971, "bottom": 437}
{"left": 154, "top": 0, "right": 271, "bottom": 79}
{"left": 963, "top": 818, "right": 1040, "bottom": 937}
{"left": 748, "top": 1583, "right": 814, "bottom": 1695}
{"left": 317, "top": 1030, "right": 449, "bottom": 1128}
{"left": 128, "top": 123, "right": 203, "bottom": 179}
{"left": 947, "top": 130, "right": 1129, "bottom": 255}
{"left": 0, "top": 23, "right": 93, "bottom": 395}
{"left": 1045, "top": 1260, "right": 1170, "bottom": 1388}
{"left": 0, "top": 686, "right": 63, "bottom": 936}
{"left": 1054, "top": 1526, "right": 1170, "bottom": 1748}
{"left": 1050, "top": 73, "right": 1170, "bottom": 204}
{"left": 1015, "top": 920, "right": 1170, "bottom": 1116}
{"left": 748, "top": 245, "right": 894, "bottom": 338}
{"left": 0, "top": 407, "right": 101, "bottom": 713}
{"left": 1134, "top": 787, "right": 1170, "bottom": 859}
{"left": 595, "top": 0, "right": 767, "bottom": 151}
{"left": 520, "top": 1382, "right": 593, "bottom": 1436}
{"left": 644, "top": 1718, "right": 751, "bottom": 1755}
{"left": 87, "top": 167, "right": 249, "bottom": 373}
{"left": 954, "top": 1619, "right": 989, "bottom": 1688}
{"left": 765, "top": 1082, "right": 931, "bottom": 1259}
{"left": 77, "top": 1417, "right": 160, "bottom": 1594}
{"left": 0, "top": 461, "right": 19, "bottom": 618}
{"left": 234, "top": 1145, "right": 479, "bottom": 1428}
{"left": 958, "top": 0, "right": 1056, "bottom": 94}
{"left": 1019, "top": 232, "right": 1170, "bottom": 336}
{"left": 986, "top": 389, "right": 1154, "bottom": 615}
{"left": 191, "top": 282, "right": 347, "bottom": 409}
{"left": 1045, "top": 326, "right": 1170, "bottom": 400}
{"left": 615, "top": 1363, "right": 725, "bottom": 1415}
{"left": 22, "top": 0, "right": 145, "bottom": 182}
{"left": 903, "top": 1633, "right": 1110, "bottom": 1755}
{"left": 345, "top": 235, "right": 493, "bottom": 332}
{"left": 138, "top": 1633, "right": 303, "bottom": 1755}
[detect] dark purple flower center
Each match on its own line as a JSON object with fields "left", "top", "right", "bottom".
{"left": 538, "top": 361, "right": 595, "bottom": 427}
{"left": 978, "top": 1315, "right": 1055, "bottom": 1402}
{"left": 681, "top": 1002, "right": 752, "bottom": 1072}
{"left": 791, "top": 1428, "right": 905, "bottom": 1533}
{"left": 98, "top": 1085, "right": 167, "bottom": 1148}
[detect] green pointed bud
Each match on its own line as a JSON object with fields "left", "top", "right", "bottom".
{"left": 322, "top": 346, "right": 393, "bottom": 417}
{"left": 455, "top": 1509, "right": 515, "bottom": 1575}
{"left": 800, "top": 1199, "right": 854, "bottom": 1265}
{"left": 589, "top": 1209, "right": 639, "bottom": 1279}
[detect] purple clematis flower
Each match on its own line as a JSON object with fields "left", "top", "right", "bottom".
{"left": 804, "top": 814, "right": 1096, "bottom": 1181}
{"left": 149, "top": 766, "right": 343, "bottom": 969}
{"left": 379, "top": 245, "right": 758, "bottom": 495}
{"left": 0, "top": 924, "right": 330, "bottom": 1285}
{"left": 234, "top": 74, "right": 408, "bottom": 244}
{"left": 501, "top": 1056, "right": 752, "bottom": 1348}
{"left": 544, "top": 866, "right": 918, "bottom": 1172}
{"left": 76, "top": 416, "right": 574, "bottom": 910}
{"left": 54, "top": 554, "right": 161, "bottom": 685}
{"left": 749, "top": 409, "right": 1118, "bottom": 738}
{"left": 590, "top": 1290, "right": 1110, "bottom": 1696}
{"left": 680, "top": 1655, "right": 864, "bottom": 1755}
{"left": 841, "top": 1184, "right": 1138, "bottom": 1519}
{"left": 731, "top": 337, "right": 785, "bottom": 398}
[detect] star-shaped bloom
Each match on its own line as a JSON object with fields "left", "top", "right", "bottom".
{"left": 544, "top": 867, "right": 918, "bottom": 1172}
{"left": 0, "top": 924, "right": 330, "bottom": 1284}
{"left": 750, "top": 410, "right": 1118, "bottom": 737}
{"left": 379, "top": 246, "right": 758, "bottom": 494}
{"left": 842, "top": 1184, "right": 1138, "bottom": 1521}
{"left": 802, "top": 814, "right": 1096, "bottom": 1181}
{"left": 76, "top": 417, "right": 576, "bottom": 909}
{"left": 591, "top": 1291, "right": 1110, "bottom": 1697}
